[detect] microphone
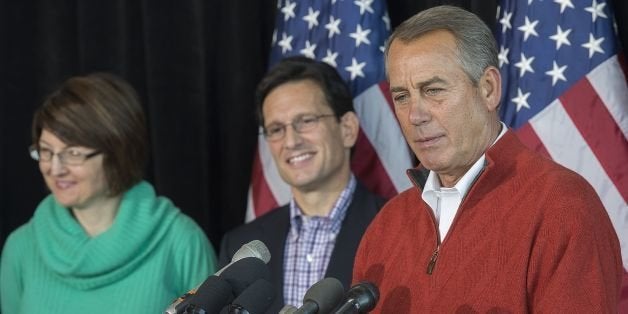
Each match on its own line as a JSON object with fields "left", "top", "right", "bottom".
{"left": 164, "top": 240, "right": 271, "bottom": 314}
{"left": 333, "top": 282, "right": 379, "bottom": 314}
{"left": 226, "top": 278, "right": 275, "bottom": 314}
{"left": 294, "top": 277, "right": 345, "bottom": 314}
{"left": 217, "top": 240, "right": 271, "bottom": 275}
{"left": 279, "top": 305, "right": 298, "bottom": 314}
{"left": 180, "top": 257, "right": 271, "bottom": 313}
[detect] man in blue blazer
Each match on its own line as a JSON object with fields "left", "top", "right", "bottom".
{"left": 219, "top": 57, "right": 386, "bottom": 313}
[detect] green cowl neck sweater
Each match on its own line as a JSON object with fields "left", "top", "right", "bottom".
{"left": 32, "top": 181, "right": 179, "bottom": 289}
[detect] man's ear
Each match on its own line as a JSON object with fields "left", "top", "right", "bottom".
{"left": 340, "top": 111, "right": 360, "bottom": 147}
{"left": 480, "top": 66, "right": 502, "bottom": 112}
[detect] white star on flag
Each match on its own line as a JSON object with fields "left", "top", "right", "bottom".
{"left": 514, "top": 53, "right": 535, "bottom": 77}
{"left": 325, "top": 16, "right": 341, "bottom": 38}
{"left": 517, "top": 16, "right": 539, "bottom": 41}
{"left": 549, "top": 25, "right": 572, "bottom": 50}
{"left": 349, "top": 24, "right": 371, "bottom": 47}
{"left": 281, "top": 0, "right": 297, "bottom": 21}
{"left": 303, "top": 7, "right": 320, "bottom": 30}
{"left": 585, "top": 0, "right": 607, "bottom": 22}
{"left": 545, "top": 61, "right": 568, "bottom": 86}
{"left": 582, "top": 33, "right": 605, "bottom": 58}
{"left": 345, "top": 57, "right": 366, "bottom": 80}
{"left": 511, "top": 88, "right": 531, "bottom": 112}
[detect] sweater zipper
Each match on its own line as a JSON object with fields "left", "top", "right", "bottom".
{"left": 427, "top": 245, "right": 440, "bottom": 275}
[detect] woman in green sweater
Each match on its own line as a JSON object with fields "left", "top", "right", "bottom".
{"left": 0, "top": 73, "right": 217, "bottom": 313}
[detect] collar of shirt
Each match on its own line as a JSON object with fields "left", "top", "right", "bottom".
{"left": 288, "top": 174, "right": 357, "bottom": 240}
{"left": 422, "top": 122, "right": 508, "bottom": 240}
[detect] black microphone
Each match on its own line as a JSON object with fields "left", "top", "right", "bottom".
{"left": 164, "top": 240, "right": 271, "bottom": 314}
{"left": 181, "top": 257, "right": 271, "bottom": 314}
{"left": 226, "top": 278, "right": 275, "bottom": 314}
{"left": 294, "top": 277, "right": 345, "bottom": 314}
{"left": 333, "top": 282, "right": 379, "bottom": 314}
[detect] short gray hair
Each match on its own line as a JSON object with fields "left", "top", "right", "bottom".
{"left": 384, "top": 5, "right": 498, "bottom": 84}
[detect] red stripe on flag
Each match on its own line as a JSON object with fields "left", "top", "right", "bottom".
{"left": 378, "top": 81, "right": 395, "bottom": 112}
{"left": 560, "top": 78, "right": 628, "bottom": 202}
{"left": 251, "top": 148, "right": 279, "bottom": 217}
{"left": 352, "top": 129, "right": 397, "bottom": 199}
{"left": 515, "top": 123, "right": 551, "bottom": 158}
{"left": 620, "top": 270, "right": 628, "bottom": 314}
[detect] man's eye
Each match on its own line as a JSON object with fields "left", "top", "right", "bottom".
{"left": 299, "top": 116, "right": 317, "bottom": 125}
{"left": 266, "top": 126, "right": 283, "bottom": 135}
{"left": 393, "top": 94, "right": 408, "bottom": 103}
{"left": 425, "top": 88, "right": 443, "bottom": 96}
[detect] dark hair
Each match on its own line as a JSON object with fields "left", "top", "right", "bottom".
{"left": 385, "top": 5, "right": 498, "bottom": 85}
{"left": 31, "top": 72, "right": 148, "bottom": 196}
{"left": 255, "top": 56, "right": 354, "bottom": 127}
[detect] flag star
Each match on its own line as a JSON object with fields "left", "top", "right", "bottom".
{"left": 554, "top": 0, "right": 574, "bottom": 13}
{"left": 498, "top": 46, "right": 510, "bottom": 67}
{"left": 349, "top": 24, "right": 371, "bottom": 47}
{"left": 382, "top": 13, "right": 391, "bottom": 31}
{"left": 300, "top": 41, "right": 317, "bottom": 59}
{"left": 379, "top": 45, "right": 385, "bottom": 53}
{"left": 272, "top": 29, "right": 277, "bottom": 46}
{"left": 517, "top": 16, "right": 539, "bottom": 41}
{"left": 549, "top": 25, "right": 572, "bottom": 50}
{"left": 511, "top": 88, "right": 531, "bottom": 112}
{"left": 514, "top": 53, "right": 535, "bottom": 77}
{"left": 582, "top": 33, "right": 605, "bottom": 58}
{"left": 278, "top": 32, "right": 293, "bottom": 54}
{"left": 322, "top": 49, "right": 339, "bottom": 67}
{"left": 545, "top": 61, "right": 568, "bottom": 86}
{"left": 499, "top": 11, "right": 513, "bottom": 33}
{"left": 281, "top": 0, "right": 297, "bottom": 21}
{"left": 302, "top": 7, "right": 320, "bottom": 30}
{"left": 585, "top": 0, "right": 608, "bottom": 22}
{"left": 528, "top": 0, "right": 533, "bottom": 4}
{"left": 325, "top": 16, "right": 342, "bottom": 38}
{"left": 345, "top": 58, "right": 366, "bottom": 80}
{"left": 354, "top": 0, "right": 375, "bottom": 15}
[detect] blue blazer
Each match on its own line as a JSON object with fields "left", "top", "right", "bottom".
{"left": 218, "top": 182, "right": 386, "bottom": 313}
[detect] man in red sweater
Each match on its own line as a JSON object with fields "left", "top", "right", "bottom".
{"left": 352, "top": 5, "right": 623, "bottom": 313}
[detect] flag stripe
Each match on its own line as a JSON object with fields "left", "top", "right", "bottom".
{"left": 351, "top": 129, "right": 397, "bottom": 198}
{"left": 515, "top": 123, "right": 551, "bottom": 158}
{"left": 560, "top": 74, "right": 628, "bottom": 202}
{"left": 250, "top": 145, "right": 279, "bottom": 217}
{"left": 354, "top": 84, "right": 413, "bottom": 193}
{"left": 587, "top": 56, "right": 628, "bottom": 137}
{"left": 528, "top": 98, "right": 628, "bottom": 269}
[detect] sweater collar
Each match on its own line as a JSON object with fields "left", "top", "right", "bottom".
{"left": 32, "top": 181, "right": 179, "bottom": 289}
{"left": 408, "top": 128, "right": 521, "bottom": 193}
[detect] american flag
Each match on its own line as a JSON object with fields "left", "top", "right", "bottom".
{"left": 246, "top": 0, "right": 413, "bottom": 220}
{"left": 496, "top": 0, "right": 628, "bottom": 309}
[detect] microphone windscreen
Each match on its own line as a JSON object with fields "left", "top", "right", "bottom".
{"left": 341, "top": 281, "right": 379, "bottom": 313}
{"left": 233, "top": 240, "right": 271, "bottom": 264}
{"left": 185, "top": 276, "right": 234, "bottom": 313}
{"left": 230, "top": 278, "right": 275, "bottom": 314}
{"left": 220, "top": 257, "right": 271, "bottom": 295}
{"left": 302, "top": 277, "right": 344, "bottom": 313}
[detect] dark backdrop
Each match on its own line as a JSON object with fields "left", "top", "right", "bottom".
{"left": 1, "top": 0, "right": 626, "bottom": 251}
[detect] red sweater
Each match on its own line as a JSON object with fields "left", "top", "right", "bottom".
{"left": 353, "top": 131, "right": 622, "bottom": 313}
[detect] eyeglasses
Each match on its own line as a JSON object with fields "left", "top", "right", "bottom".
{"left": 262, "top": 113, "right": 336, "bottom": 142}
{"left": 29, "top": 145, "right": 101, "bottom": 166}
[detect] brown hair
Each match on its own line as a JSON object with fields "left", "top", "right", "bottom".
{"left": 32, "top": 73, "right": 148, "bottom": 196}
